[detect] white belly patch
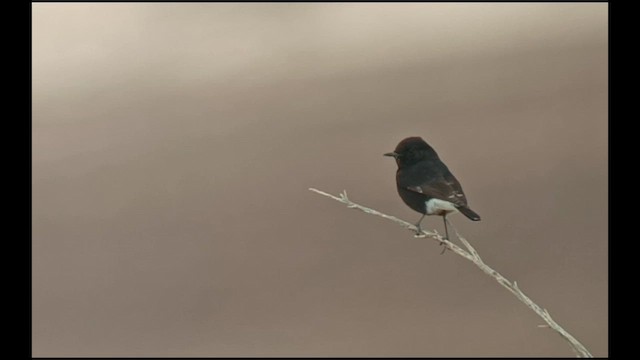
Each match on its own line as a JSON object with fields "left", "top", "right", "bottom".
{"left": 426, "top": 198, "right": 459, "bottom": 215}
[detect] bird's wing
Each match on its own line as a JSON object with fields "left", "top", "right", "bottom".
{"left": 405, "top": 172, "right": 468, "bottom": 207}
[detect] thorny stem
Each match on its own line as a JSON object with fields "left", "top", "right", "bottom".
{"left": 309, "top": 188, "right": 593, "bottom": 358}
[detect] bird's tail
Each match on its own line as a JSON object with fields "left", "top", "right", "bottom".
{"left": 457, "top": 206, "right": 481, "bottom": 221}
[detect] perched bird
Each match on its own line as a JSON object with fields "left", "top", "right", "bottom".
{"left": 384, "top": 136, "right": 480, "bottom": 241}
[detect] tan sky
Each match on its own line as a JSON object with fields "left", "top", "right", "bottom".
{"left": 33, "top": 3, "right": 607, "bottom": 357}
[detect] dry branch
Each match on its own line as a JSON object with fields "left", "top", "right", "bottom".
{"left": 309, "top": 187, "right": 592, "bottom": 358}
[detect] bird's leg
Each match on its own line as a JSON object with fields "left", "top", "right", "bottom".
{"left": 440, "top": 214, "right": 450, "bottom": 255}
{"left": 443, "top": 214, "right": 450, "bottom": 240}
{"left": 414, "top": 214, "right": 426, "bottom": 235}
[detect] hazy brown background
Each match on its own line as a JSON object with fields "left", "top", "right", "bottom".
{"left": 32, "top": 3, "right": 608, "bottom": 357}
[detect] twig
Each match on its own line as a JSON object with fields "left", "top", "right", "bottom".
{"left": 309, "top": 188, "right": 593, "bottom": 358}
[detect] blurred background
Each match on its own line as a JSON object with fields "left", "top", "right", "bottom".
{"left": 32, "top": 3, "right": 608, "bottom": 357}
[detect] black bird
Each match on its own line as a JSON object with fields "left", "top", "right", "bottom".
{"left": 384, "top": 136, "right": 480, "bottom": 240}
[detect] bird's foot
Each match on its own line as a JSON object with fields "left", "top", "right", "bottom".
{"left": 439, "top": 236, "right": 450, "bottom": 255}
{"left": 413, "top": 225, "right": 426, "bottom": 238}
{"left": 439, "top": 242, "right": 448, "bottom": 255}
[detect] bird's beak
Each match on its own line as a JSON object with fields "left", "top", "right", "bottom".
{"left": 384, "top": 152, "right": 399, "bottom": 158}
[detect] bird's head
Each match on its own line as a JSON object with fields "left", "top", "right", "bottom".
{"left": 384, "top": 136, "right": 439, "bottom": 168}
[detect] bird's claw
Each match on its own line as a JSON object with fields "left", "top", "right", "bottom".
{"left": 413, "top": 225, "right": 427, "bottom": 238}
{"left": 439, "top": 240, "right": 450, "bottom": 255}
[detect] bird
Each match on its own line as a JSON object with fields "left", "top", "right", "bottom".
{"left": 384, "top": 136, "right": 480, "bottom": 242}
